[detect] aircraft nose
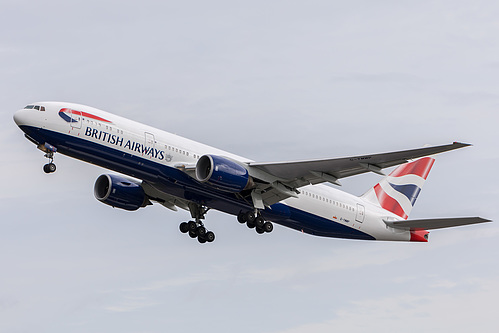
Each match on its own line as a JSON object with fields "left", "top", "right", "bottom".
{"left": 13, "top": 108, "right": 28, "bottom": 126}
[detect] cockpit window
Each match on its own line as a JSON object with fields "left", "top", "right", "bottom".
{"left": 24, "top": 104, "right": 45, "bottom": 111}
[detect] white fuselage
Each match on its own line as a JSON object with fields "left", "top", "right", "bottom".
{"left": 14, "top": 101, "right": 411, "bottom": 242}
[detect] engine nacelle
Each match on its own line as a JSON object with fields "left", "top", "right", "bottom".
{"left": 94, "top": 174, "right": 148, "bottom": 211}
{"left": 195, "top": 155, "right": 252, "bottom": 192}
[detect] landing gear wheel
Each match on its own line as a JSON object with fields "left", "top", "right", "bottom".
{"left": 263, "top": 222, "right": 274, "bottom": 233}
{"left": 198, "top": 237, "right": 207, "bottom": 244}
{"left": 48, "top": 163, "right": 56, "bottom": 173}
{"left": 188, "top": 221, "right": 197, "bottom": 232}
{"left": 189, "top": 231, "right": 197, "bottom": 238}
{"left": 205, "top": 231, "right": 215, "bottom": 242}
{"left": 179, "top": 222, "right": 189, "bottom": 233}
{"left": 196, "top": 226, "right": 207, "bottom": 237}
{"left": 246, "top": 221, "right": 255, "bottom": 229}
{"left": 245, "top": 211, "right": 256, "bottom": 223}
{"left": 255, "top": 216, "right": 265, "bottom": 229}
{"left": 256, "top": 227, "right": 265, "bottom": 234}
{"left": 237, "top": 212, "right": 246, "bottom": 224}
{"left": 43, "top": 163, "right": 56, "bottom": 173}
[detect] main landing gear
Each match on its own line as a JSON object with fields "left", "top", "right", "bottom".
{"left": 179, "top": 205, "right": 274, "bottom": 244}
{"left": 179, "top": 203, "right": 215, "bottom": 244}
{"left": 237, "top": 211, "right": 274, "bottom": 235}
{"left": 179, "top": 221, "right": 215, "bottom": 244}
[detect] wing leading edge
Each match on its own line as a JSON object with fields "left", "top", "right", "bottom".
{"left": 249, "top": 142, "right": 470, "bottom": 184}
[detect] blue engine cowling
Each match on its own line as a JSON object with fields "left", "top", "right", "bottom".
{"left": 94, "top": 174, "right": 148, "bottom": 211}
{"left": 195, "top": 155, "right": 252, "bottom": 192}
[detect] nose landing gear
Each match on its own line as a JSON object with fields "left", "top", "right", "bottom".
{"left": 39, "top": 143, "right": 57, "bottom": 174}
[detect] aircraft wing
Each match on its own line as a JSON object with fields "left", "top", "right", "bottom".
{"left": 250, "top": 142, "right": 469, "bottom": 186}
{"left": 384, "top": 217, "right": 491, "bottom": 230}
{"left": 248, "top": 142, "right": 470, "bottom": 206}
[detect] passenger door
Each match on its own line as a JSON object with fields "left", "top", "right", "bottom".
{"left": 144, "top": 132, "right": 155, "bottom": 158}
{"left": 356, "top": 203, "right": 365, "bottom": 223}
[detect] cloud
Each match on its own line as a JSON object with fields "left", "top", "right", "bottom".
{"left": 276, "top": 276, "right": 499, "bottom": 333}
{"left": 103, "top": 296, "right": 160, "bottom": 313}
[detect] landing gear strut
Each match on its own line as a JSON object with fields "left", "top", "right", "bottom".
{"left": 179, "top": 203, "right": 215, "bottom": 244}
{"left": 238, "top": 210, "right": 273, "bottom": 235}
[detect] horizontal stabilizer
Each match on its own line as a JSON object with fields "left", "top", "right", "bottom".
{"left": 385, "top": 217, "right": 491, "bottom": 230}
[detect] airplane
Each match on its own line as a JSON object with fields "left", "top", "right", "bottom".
{"left": 13, "top": 102, "right": 490, "bottom": 244}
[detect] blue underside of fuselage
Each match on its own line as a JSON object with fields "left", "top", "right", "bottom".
{"left": 20, "top": 125, "right": 374, "bottom": 240}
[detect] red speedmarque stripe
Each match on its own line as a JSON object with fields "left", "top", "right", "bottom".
{"left": 389, "top": 157, "right": 435, "bottom": 180}
{"left": 373, "top": 184, "right": 408, "bottom": 219}
{"left": 60, "top": 108, "right": 112, "bottom": 123}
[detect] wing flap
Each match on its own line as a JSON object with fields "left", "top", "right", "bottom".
{"left": 141, "top": 181, "right": 190, "bottom": 211}
{"left": 385, "top": 217, "right": 491, "bottom": 230}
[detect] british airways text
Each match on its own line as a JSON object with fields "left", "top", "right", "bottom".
{"left": 85, "top": 127, "right": 165, "bottom": 160}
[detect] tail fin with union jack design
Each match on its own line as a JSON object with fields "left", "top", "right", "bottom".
{"left": 361, "top": 157, "right": 435, "bottom": 219}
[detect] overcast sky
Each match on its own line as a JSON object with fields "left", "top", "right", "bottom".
{"left": 1, "top": 1, "right": 499, "bottom": 332}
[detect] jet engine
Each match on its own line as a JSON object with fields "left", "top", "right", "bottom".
{"left": 195, "top": 155, "right": 253, "bottom": 192}
{"left": 94, "top": 174, "right": 149, "bottom": 211}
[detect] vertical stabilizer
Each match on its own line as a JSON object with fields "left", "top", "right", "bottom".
{"left": 361, "top": 157, "right": 435, "bottom": 219}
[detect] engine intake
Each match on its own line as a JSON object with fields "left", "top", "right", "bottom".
{"left": 195, "top": 155, "right": 252, "bottom": 192}
{"left": 94, "top": 174, "right": 148, "bottom": 211}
